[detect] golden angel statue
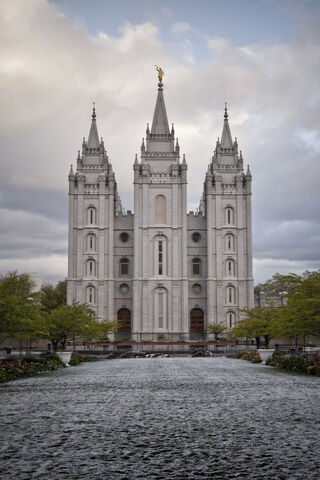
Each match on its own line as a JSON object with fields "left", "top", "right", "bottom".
{"left": 155, "top": 65, "right": 164, "bottom": 83}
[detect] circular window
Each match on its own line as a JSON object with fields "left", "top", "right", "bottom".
{"left": 119, "top": 284, "right": 129, "bottom": 295}
{"left": 192, "top": 232, "right": 201, "bottom": 243}
{"left": 192, "top": 284, "right": 201, "bottom": 295}
{"left": 120, "top": 232, "right": 129, "bottom": 243}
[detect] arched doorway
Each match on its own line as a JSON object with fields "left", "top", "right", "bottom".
{"left": 190, "top": 308, "right": 204, "bottom": 340}
{"left": 116, "top": 308, "right": 131, "bottom": 340}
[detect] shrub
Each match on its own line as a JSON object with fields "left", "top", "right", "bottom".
{"left": 69, "top": 353, "right": 98, "bottom": 366}
{"left": 233, "top": 351, "right": 262, "bottom": 363}
{"left": 266, "top": 351, "right": 320, "bottom": 376}
{"left": 0, "top": 355, "right": 65, "bottom": 383}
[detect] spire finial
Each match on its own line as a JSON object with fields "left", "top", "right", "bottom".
{"left": 224, "top": 102, "right": 228, "bottom": 120}
{"left": 92, "top": 102, "right": 96, "bottom": 120}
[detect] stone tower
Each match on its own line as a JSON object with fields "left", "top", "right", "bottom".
{"left": 133, "top": 80, "right": 188, "bottom": 341}
{"left": 202, "top": 104, "right": 254, "bottom": 329}
{"left": 67, "top": 105, "right": 122, "bottom": 322}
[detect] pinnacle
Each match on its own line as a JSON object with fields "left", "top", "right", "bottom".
{"left": 151, "top": 85, "right": 170, "bottom": 135}
{"left": 87, "top": 103, "right": 100, "bottom": 148}
{"left": 221, "top": 103, "right": 233, "bottom": 148}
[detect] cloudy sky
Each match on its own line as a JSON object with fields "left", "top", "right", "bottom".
{"left": 0, "top": 0, "right": 319, "bottom": 285}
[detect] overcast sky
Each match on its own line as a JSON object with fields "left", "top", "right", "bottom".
{"left": 0, "top": 0, "right": 319, "bottom": 285}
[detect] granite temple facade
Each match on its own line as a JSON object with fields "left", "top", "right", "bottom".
{"left": 67, "top": 80, "right": 254, "bottom": 341}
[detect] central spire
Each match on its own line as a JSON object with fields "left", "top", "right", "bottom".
{"left": 87, "top": 102, "right": 100, "bottom": 148}
{"left": 221, "top": 102, "right": 233, "bottom": 148}
{"left": 151, "top": 80, "right": 170, "bottom": 135}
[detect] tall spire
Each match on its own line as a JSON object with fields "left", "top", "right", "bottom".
{"left": 151, "top": 82, "right": 170, "bottom": 135}
{"left": 87, "top": 102, "right": 100, "bottom": 148}
{"left": 221, "top": 102, "right": 233, "bottom": 148}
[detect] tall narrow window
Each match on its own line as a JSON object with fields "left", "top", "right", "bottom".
{"left": 158, "top": 292, "right": 163, "bottom": 328}
{"left": 226, "top": 260, "right": 235, "bottom": 277}
{"left": 155, "top": 288, "right": 167, "bottom": 329}
{"left": 88, "top": 207, "right": 96, "bottom": 225}
{"left": 226, "top": 286, "right": 235, "bottom": 305}
{"left": 88, "top": 234, "right": 96, "bottom": 252}
{"left": 87, "top": 260, "right": 96, "bottom": 277}
{"left": 87, "top": 286, "right": 95, "bottom": 304}
{"left": 225, "top": 207, "right": 234, "bottom": 225}
{"left": 155, "top": 195, "right": 166, "bottom": 224}
{"left": 226, "top": 234, "right": 234, "bottom": 251}
{"left": 154, "top": 236, "right": 167, "bottom": 276}
{"left": 120, "top": 258, "right": 129, "bottom": 276}
{"left": 158, "top": 241, "right": 163, "bottom": 275}
{"left": 192, "top": 258, "right": 201, "bottom": 276}
{"left": 228, "top": 312, "right": 235, "bottom": 328}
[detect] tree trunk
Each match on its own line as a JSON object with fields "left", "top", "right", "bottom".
{"left": 264, "top": 335, "right": 270, "bottom": 348}
{"left": 256, "top": 336, "right": 260, "bottom": 349}
{"left": 52, "top": 340, "right": 58, "bottom": 352}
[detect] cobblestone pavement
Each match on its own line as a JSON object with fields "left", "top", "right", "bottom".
{"left": 1, "top": 357, "right": 319, "bottom": 479}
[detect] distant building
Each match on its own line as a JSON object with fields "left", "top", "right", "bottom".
{"left": 254, "top": 291, "right": 287, "bottom": 308}
{"left": 67, "top": 78, "right": 254, "bottom": 341}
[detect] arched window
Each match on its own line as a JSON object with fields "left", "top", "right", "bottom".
{"left": 227, "top": 311, "right": 235, "bottom": 328}
{"left": 87, "top": 234, "right": 96, "bottom": 252}
{"left": 226, "top": 259, "right": 235, "bottom": 277}
{"left": 87, "top": 286, "right": 95, "bottom": 304}
{"left": 87, "top": 207, "right": 96, "bottom": 225}
{"left": 154, "top": 236, "right": 167, "bottom": 276}
{"left": 155, "top": 195, "right": 166, "bottom": 224}
{"left": 87, "top": 259, "right": 96, "bottom": 277}
{"left": 226, "top": 285, "right": 235, "bottom": 305}
{"left": 226, "top": 234, "right": 234, "bottom": 252}
{"left": 120, "top": 258, "right": 129, "bottom": 276}
{"left": 225, "top": 207, "right": 234, "bottom": 225}
{"left": 192, "top": 258, "right": 201, "bottom": 276}
{"left": 154, "top": 288, "right": 167, "bottom": 329}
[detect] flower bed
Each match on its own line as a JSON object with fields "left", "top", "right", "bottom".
{"left": 69, "top": 353, "right": 99, "bottom": 366}
{"left": 233, "top": 351, "right": 262, "bottom": 363}
{"left": 266, "top": 351, "right": 320, "bottom": 376}
{"left": 0, "top": 355, "right": 65, "bottom": 383}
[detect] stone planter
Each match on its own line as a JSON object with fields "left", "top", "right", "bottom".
{"left": 56, "top": 351, "right": 72, "bottom": 366}
{"left": 258, "top": 349, "right": 275, "bottom": 363}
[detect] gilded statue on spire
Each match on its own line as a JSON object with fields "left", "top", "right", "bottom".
{"left": 155, "top": 65, "right": 164, "bottom": 83}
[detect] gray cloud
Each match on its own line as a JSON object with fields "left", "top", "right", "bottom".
{"left": 0, "top": 0, "right": 319, "bottom": 284}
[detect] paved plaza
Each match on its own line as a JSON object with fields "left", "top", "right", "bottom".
{"left": 1, "top": 357, "right": 319, "bottom": 479}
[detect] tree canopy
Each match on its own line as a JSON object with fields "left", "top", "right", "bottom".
{"left": 254, "top": 272, "right": 302, "bottom": 297}
{"left": 0, "top": 272, "right": 41, "bottom": 342}
{"left": 230, "top": 306, "right": 278, "bottom": 348}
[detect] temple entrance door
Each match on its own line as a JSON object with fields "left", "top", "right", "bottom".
{"left": 190, "top": 308, "right": 204, "bottom": 340}
{"left": 117, "top": 308, "right": 131, "bottom": 340}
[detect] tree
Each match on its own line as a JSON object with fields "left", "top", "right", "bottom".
{"left": 231, "top": 307, "right": 278, "bottom": 348}
{"left": 207, "top": 322, "right": 227, "bottom": 340}
{"left": 271, "top": 272, "right": 320, "bottom": 341}
{"left": 255, "top": 272, "right": 302, "bottom": 297}
{"left": 0, "top": 271, "right": 41, "bottom": 344}
{"left": 40, "top": 302, "right": 107, "bottom": 351}
{"left": 40, "top": 280, "right": 66, "bottom": 314}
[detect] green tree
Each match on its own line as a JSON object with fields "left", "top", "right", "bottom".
{"left": 231, "top": 306, "right": 278, "bottom": 348}
{"left": 41, "top": 302, "right": 106, "bottom": 351}
{"left": 272, "top": 272, "right": 320, "bottom": 341}
{"left": 255, "top": 272, "right": 302, "bottom": 297}
{"left": 40, "top": 280, "right": 66, "bottom": 314}
{"left": 207, "top": 322, "right": 226, "bottom": 340}
{"left": 0, "top": 271, "right": 41, "bottom": 343}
